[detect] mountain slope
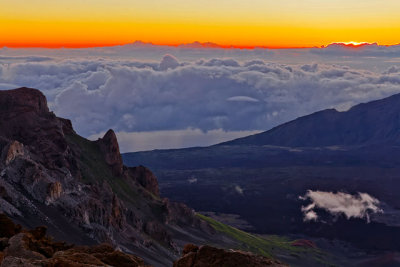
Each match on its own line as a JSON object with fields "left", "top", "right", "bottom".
{"left": 221, "top": 92, "right": 400, "bottom": 147}
{"left": 0, "top": 87, "right": 309, "bottom": 266}
{"left": 0, "top": 87, "right": 228, "bottom": 266}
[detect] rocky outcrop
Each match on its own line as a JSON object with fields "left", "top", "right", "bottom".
{"left": 0, "top": 88, "right": 72, "bottom": 159}
{"left": 127, "top": 165, "right": 160, "bottom": 196}
{"left": 4, "top": 141, "right": 24, "bottom": 165}
{"left": 173, "top": 244, "right": 287, "bottom": 267}
{"left": 97, "top": 129, "right": 124, "bottom": 176}
{"left": 45, "top": 182, "right": 62, "bottom": 204}
{"left": 0, "top": 88, "right": 223, "bottom": 266}
{"left": 0, "top": 87, "right": 49, "bottom": 115}
{"left": 0, "top": 214, "right": 21, "bottom": 238}
{"left": 0, "top": 214, "right": 147, "bottom": 267}
{"left": 162, "top": 199, "right": 214, "bottom": 234}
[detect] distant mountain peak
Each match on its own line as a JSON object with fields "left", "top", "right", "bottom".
{"left": 221, "top": 92, "right": 400, "bottom": 147}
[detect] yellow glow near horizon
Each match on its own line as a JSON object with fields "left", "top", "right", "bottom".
{"left": 341, "top": 42, "right": 371, "bottom": 46}
{"left": 1, "top": 0, "right": 400, "bottom": 48}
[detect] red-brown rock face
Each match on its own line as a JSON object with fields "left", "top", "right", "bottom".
{"left": 0, "top": 87, "right": 75, "bottom": 171}
{"left": 128, "top": 166, "right": 160, "bottom": 196}
{"left": 97, "top": 129, "right": 124, "bottom": 176}
{"left": 46, "top": 182, "right": 63, "bottom": 204}
{"left": 162, "top": 199, "right": 214, "bottom": 234}
{"left": 0, "top": 87, "right": 49, "bottom": 115}
{"left": 4, "top": 141, "right": 24, "bottom": 165}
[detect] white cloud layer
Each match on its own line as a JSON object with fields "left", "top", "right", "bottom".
{"left": 1, "top": 45, "right": 400, "bottom": 151}
{"left": 300, "top": 190, "right": 383, "bottom": 223}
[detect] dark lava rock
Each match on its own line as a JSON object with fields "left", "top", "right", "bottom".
{"left": 0, "top": 214, "right": 21, "bottom": 238}
{"left": 127, "top": 165, "right": 160, "bottom": 197}
{"left": 0, "top": 214, "right": 148, "bottom": 267}
{"left": 173, "top": 244, "right": 287, "bottom": 267}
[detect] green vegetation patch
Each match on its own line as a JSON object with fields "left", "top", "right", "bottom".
{"left": 197, "top": 213, "right": 327, "bottom": 261}
{"left": 66, "top": 133, "right": 140, "bottom": 204}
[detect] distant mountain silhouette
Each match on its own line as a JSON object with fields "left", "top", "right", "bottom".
{"left": 221, "top": 93, "right": 400, "bottom": 147}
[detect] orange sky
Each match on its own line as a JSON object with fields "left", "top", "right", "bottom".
{"left": 1, "top": 0, "right": 400, "bottom": 48}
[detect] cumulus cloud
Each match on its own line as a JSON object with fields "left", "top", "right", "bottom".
{"left": 159, "top": 54, "right": 180, "bottom": 70}
{"left": 1, "top": 48, "right": 400, "bottom": 151}
{"left": 300, "top": 63, "right": 319, "bottom": 73}
{"left": 198, "top": 58, "right": 240, "bottom": 67}
{"left": 383, "top": 66, "right": 400, "bottom": 75}
{"left": 300, "top": 190, "right": 383, "bottom": 223}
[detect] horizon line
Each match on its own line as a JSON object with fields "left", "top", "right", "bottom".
{"left": 1, "top": 41, "right": 396, "bottom": 50}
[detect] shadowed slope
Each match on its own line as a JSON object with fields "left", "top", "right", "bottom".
{"left": 221, "top": 93, "right": 400, "bottom": 147}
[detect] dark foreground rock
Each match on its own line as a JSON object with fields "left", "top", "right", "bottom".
{"left": 0, "top": 213, "right": 148, "bottom": 267}
{"left": 173, "top": 244, "right": 287, "bottom": 267}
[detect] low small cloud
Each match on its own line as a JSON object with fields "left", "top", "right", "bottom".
{"left": 235, "top": 185, "right": 244, "bottom": 195}
{"left": 300, "top": 190, "right": 383, "bottom": 223}
{"left": 303, "top": 209, "right": 318, "bottom": 221}
{"left": 227, "top": 96, "right": 259, "bottom": 102}
{"left": 187, "top": 177, "right": 198, "bottom": 184}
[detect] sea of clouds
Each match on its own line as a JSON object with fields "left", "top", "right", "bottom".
{"left": 1, "top": 44, "right": 400, "bottom": 151}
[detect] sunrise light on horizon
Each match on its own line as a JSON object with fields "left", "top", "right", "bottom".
{"left": 1, "top": 0, "right": 400, "bottom": 48}
{"left": 2, "top": 0, "right": 400, "bottom": 265}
